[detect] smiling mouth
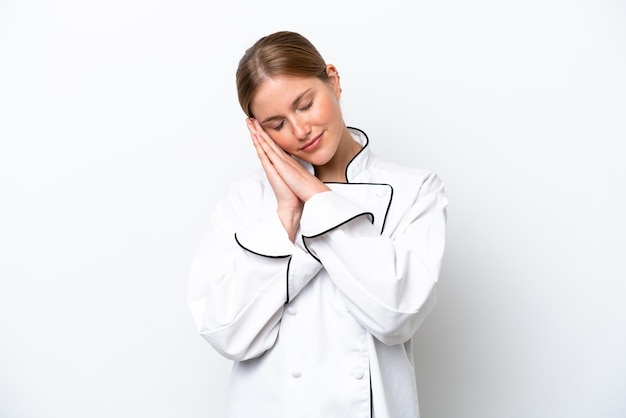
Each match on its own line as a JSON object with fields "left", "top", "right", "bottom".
{"left": 300, "top": 133, "right": 323, "bottom": 152}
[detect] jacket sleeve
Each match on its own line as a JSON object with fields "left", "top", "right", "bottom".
{"left": 300, "top": 172, "right": 448, "bottom": 346}
{"left": 187, "top": 183, "right": 322, "bottom": 361}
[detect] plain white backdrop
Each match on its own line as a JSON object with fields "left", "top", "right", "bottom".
{"left": 1, "top": 0, "right": 625, "bottom": 417}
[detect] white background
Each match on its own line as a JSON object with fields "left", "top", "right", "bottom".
{"left": 1, "top": 0, "right": 625, "bottom": 417}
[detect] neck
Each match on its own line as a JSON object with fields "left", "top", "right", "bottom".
{"left": 314, "top": 127, "right": 361, "bottom": 183}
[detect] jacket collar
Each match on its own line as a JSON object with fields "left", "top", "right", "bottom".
{"left": 297, "top": 127, "right": 371, "bottom": 183}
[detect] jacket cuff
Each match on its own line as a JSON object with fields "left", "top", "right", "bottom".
{"left": 300, "top": 191, "right": 374, "bottom": 238}
{"left": 234, "top": 212, "right": 293, "bottom": 258}
{"left": 287, "top": 247, "right": 322, "bottom": 302}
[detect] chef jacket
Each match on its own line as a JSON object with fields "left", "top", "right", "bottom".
{"left": 188, "top": 127, "right": 448, "bottom": 418}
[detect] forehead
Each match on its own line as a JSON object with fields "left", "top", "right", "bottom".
{"left": 250, "top": 75, "right": 323, "bottom": 117}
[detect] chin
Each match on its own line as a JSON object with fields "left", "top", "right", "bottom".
{"left": 304, "top": 152, "right": 333, "bottom": 167}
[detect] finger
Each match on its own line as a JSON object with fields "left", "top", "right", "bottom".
{"left": 250, "top": 123, "right": 307, "bottom": 180}
{"left": 251, "top": 130, "right": 289, "bottom": 188}
{"left": 245, "top": 117, "right": 252, "bottom": 129}
{"left": 252, "top": 119, "right": 290, "bottom": 161}
{"left": 249, "top": 120, "right": 319, "bottom": 182}
{"left": 251, "top": 131, "right": 302, "bottom": 201}
{"left": 246, "top": 118, "right": 259, "bottom": 138}
{"left": 248, "top": 120, "right": 279, "bottom": 167}
{"left": 251, "top": 131, "right": 273, "bottom": 171}
{"left": 253, "top": 130, "right": 287, "bottom": 169}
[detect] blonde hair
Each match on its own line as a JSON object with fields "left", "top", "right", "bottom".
{"left": 236, "top": 31, "right": 329, "bottom": 117}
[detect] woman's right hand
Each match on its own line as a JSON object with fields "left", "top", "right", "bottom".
{"left": 246, "top": 118, "right": 303, "bottom": 241}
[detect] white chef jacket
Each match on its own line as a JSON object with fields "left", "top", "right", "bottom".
{"left": 188, "top": 128, "right": 448, "bottom": 418}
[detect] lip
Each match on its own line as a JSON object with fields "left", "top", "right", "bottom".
{"left": 300, "top": 133, "right": 323, "bottom": 152}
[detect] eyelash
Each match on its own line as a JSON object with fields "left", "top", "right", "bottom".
{"left": 298, "top": 101, "right": 313, "bottom": 112}
{"left": 273, "top": 101, "right": 313, "bottom": 131}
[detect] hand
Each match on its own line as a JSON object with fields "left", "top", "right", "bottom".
{"left": 246, "top": 119, "right": 329, "bottom": 241}
{"left": 246, "top": 118, "right": 302, "bottom": 209}
{"left": 247, "top": 119, "right": 329, "bottom": 202}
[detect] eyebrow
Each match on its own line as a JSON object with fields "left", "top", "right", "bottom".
{"left": 260, "top": 88, "right": 312, "bottom": 124}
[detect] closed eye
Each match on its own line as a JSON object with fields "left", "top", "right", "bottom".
{"left": 298, "top": 101, "right": 313, "bottom": 112}
{"left": 271, "top": 101, "right": 313, "bottom": 131}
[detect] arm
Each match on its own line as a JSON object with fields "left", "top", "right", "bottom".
{"left": 301, "top": 172, "right": 448, "bottom": 345}
{"left": 187, "top": 184, "right": 322, "bottom": 361}
{"left": 247, "top": 118, "right": 329, "bottom": 241}
{"left": 188, "top": 119, "right": 329, "bottom": 361}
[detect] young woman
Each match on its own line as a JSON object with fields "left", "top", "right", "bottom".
{"left": 188, "top": 31, "right": 448, "bottom": 418}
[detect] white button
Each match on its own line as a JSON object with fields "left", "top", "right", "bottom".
{"left": 286, "top": 307, "right": 297, "bottom": 316}
{"left": 350, "top": 368, "right": 364, "bottom": 379}
{"left": 291, "top": 370, "right": 302, "bottom": 378}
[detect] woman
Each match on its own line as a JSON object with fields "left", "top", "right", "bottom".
{"left": 188, "top": 31, "right": 448, "bottom": 418}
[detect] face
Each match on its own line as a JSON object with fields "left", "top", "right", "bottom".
{"left": 249, "top": 66, "right": 344, "bottom": 166}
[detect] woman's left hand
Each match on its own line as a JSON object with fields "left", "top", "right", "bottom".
{"left": 250, "top": 119, "right": 329, "bottom": 202}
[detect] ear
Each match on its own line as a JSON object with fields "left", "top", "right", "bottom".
{"left": 325, "top": 64, "right": 342, "bottom": 98}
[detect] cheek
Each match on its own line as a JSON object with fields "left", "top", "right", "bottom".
{"left": 269, "top": 133, "right": 292, "bottom": 152}
{"left": 322, "top": 95, "right": 343, "bottom": 121}
{"left": 313, "top": 97, "right": 338, "bottom": 122}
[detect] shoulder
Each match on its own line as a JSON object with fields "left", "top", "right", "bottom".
{"left": 227, "top": 168, "right": 267, "bottom": 197}
{"left": 349, "top": 128, "right": 443, "bottom": 189}
{"left": 365, "top": 155, "right": 448, "bottom": 231}
{"left": 367, "top": 154, "right": 444, "bottom": 193}
{"left": 214, "top": 169, "right": 273, "bottom": 221}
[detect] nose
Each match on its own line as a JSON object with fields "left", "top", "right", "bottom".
{"left": 291, "top": 115, "right": 311, "bottom": 141}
